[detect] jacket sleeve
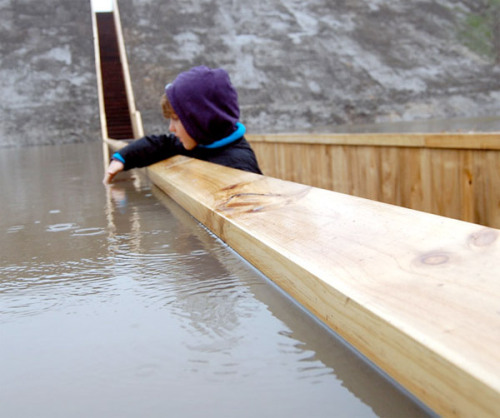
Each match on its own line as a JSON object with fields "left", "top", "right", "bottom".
{"left": 113, "top": 133, "right": 184, "bottom": 170}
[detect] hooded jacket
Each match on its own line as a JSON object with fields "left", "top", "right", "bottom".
{"left": 166, "top": 66, "right": 240, "bottom": 146}
{"left": 112, "top": 66, "right": 262, "bottom": 175}
{"left": 114, "top": 132, "right": 262, "bottom": 174}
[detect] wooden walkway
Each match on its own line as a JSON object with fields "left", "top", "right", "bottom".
{"left": 94, "top": 4, "right": 500, "bottom": 415}
{"left": 95, "top": 12, "right": 134, "bottom": 140}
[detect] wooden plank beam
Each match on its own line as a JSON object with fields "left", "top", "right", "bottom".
{"left": 247, "top": 132, "right": 500, "bottom": 150}
{"left": 131, "top": 155, "right": 500, "bottom": 417}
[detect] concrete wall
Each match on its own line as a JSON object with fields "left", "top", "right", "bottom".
{"left": 0, "top": 0, "right": 99, "bottom": 148}
{"left": 118, "top": 0, "right": 500, "bottom": 135}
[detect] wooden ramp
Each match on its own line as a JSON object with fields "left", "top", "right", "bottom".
{"left": 95, "top": 12, "right": 134, "bottom": 140}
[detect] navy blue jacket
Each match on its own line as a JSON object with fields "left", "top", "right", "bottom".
{"left": 114, "top": 133, "right": 262, "bottom": 175}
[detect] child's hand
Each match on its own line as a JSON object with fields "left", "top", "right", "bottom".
{"left": 103, "top": 159, "right": 124, "bottom": 184}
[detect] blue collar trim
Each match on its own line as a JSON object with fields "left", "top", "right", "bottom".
{"left": 198, "top": 122, "right": 246, "bottom": 149}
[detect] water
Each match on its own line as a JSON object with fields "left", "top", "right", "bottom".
{"left": 314, "top": 115, "right": 500, "bottom": 134}
{"left": 0, "top": 142, "right": 433, "bottom": 417}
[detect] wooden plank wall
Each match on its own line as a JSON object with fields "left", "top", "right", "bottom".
{"left": 248, "top": 133, "right": 500, "bottom": 229}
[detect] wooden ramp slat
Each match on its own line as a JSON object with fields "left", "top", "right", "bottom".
{"left": 95, "top": 12, "right": 134, "bottom": 140}
{"left": 125, "top": 153, "right": 500, "bottom": 417}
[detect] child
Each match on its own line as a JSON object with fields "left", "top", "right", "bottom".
{"left": 103, "top": 66, "right": 262, "bottom": 184}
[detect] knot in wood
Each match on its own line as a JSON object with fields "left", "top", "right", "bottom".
{"left": 467, "top": 228, "right": 498, "bottom": 248}
{"left": 420, "top": 252, "right": 450, "bottom": 266}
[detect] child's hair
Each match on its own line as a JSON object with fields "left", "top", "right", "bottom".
{"left": 160, "top": 94, "right": 176, "bottom": 119}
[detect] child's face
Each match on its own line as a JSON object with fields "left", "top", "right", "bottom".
{"left": 169, "top": 115, "right": 197, "bottom": 150}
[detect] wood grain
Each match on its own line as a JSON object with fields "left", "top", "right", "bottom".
{"left": 141, "top": 155, "right": 500, "bottom": 417}
{"left": 249, "top": 134, "right": 500, "bottom": 228}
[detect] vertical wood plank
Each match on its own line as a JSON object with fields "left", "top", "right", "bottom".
{"left": 249, "top": 138, "right": 500, "bottom": 228}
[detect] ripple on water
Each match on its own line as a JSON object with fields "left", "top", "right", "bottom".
{"left": 46, "top": 223, "right": 77, "bottom": 232}
{"left": 44, "top": 223, "right": 106, "bottom": 236}
{"left": 72, "top": 227, "right": 106, "bottom": 236}
{"left": 6, "top": 225, "right": 25, "bottom": 233}
{"left": 0, "top": 256, "right": 116, "bottom": 320}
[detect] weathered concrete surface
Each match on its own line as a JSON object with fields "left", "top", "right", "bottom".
{"left": 1, "top": 0, "right": 499, "bottom": 149}
{"left": 118, "top": 0, "right": 500, "bottom": 134}
{"left": 0, "top": 0, "right": 99, "bottom": 147}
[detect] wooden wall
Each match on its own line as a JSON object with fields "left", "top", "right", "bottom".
{"left": 248, "top": 133, "right": 500, "bottom": 228}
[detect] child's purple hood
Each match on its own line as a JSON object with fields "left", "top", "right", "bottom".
{"left": 166, "top": 66, "right": 240, "bottom": 145}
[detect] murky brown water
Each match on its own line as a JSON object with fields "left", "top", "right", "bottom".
{"left": 316, "top": 115, "right": 500, "bottom": 134}
{"left": 0, "top": 142, "right": 434, "bottom": 417}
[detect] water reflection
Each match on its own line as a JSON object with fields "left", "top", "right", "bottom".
{"left": 0, "top": 142, "right": 434, "bottom": 417}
